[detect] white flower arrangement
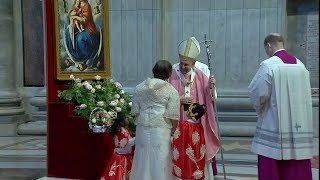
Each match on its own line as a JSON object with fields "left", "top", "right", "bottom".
{"left": 58, "top": 74, "right": 136, "bottom": 134}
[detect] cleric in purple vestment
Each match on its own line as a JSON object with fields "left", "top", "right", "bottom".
{"left": 248, "top": 33, "right": 314, "bottom": 180}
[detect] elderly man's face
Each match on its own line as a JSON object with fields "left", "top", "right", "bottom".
{"left": 179, "top": 56, "right": 195, "bottom": 74}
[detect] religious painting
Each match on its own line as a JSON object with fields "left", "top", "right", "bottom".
{"left": 54, "top": 0, "right": 110, "bottom": 80}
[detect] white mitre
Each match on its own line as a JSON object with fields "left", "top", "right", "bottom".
{"left": 178, "top": 37, "right": 201, "bottom": 60}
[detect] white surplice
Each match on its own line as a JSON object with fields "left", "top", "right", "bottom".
{"left": 248, "top": 56, "right": 313, "bottom": 160}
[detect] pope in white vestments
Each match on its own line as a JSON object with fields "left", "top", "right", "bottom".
{"left": 173, "top": 61, "right": 217, "bottom": 99}
{"left": 169, "top": 37, "right": 220, "bottom": 180}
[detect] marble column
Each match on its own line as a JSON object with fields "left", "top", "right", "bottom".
{"left": 17, "top": 0, "right": 47, "bottom": 135}
{"left": 0, "top": 0, "right": 24, "bottom": 136}
{"left": 17, "top": 88, "right": 47, "bottom": 135}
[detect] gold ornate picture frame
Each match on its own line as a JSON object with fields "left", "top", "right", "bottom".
{"left": 54, "top": 0, "right": 110, "bottom": 80}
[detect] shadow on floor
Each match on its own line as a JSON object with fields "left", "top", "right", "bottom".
{"left": 0, "top": 169, "right": 46, "bottom": 180}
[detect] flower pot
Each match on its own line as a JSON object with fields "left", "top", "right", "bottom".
{"left": 92, "top": 125, "right": 106, "bottom": 133}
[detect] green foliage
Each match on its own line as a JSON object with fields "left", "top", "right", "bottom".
{"left": 57, "top": 75, "right": 136, "bottom": 134}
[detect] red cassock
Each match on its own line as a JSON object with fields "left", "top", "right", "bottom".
{"left": 100, "top": 129, "right": 133, "bottom": 180}
{"left": 172, "top": 120, "right": 206, "bottom": 180}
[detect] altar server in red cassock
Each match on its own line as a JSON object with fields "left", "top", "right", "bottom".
{"left": 172, "top": 103, "right": 207, "bottom": 180}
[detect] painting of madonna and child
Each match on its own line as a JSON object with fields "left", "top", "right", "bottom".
{"left": 54, "top": 0, "right": 110, "bottom": 80}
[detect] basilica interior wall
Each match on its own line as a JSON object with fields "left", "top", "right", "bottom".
{"left": 3, "top": 0, "right": 317, "bottom": 136}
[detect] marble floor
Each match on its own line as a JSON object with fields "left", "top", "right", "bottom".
{"left": 0, "top": 136, "right": 318, "bottom": 180}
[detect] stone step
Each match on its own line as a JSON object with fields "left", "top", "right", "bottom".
{"left": 215, "top": 153, "right": 257, "bottom": 166}
{"left": 216, "top": 137, "right": 319, "bottom": 164}
{"left": 219, "top": 122, "right": 256, "bottom": 137}
{"left": 0, "top": 136, "right": 317, "bottom": 180}
{"left": 215, "top": 137, "right": 256, "bottom": 167}
{"left": 17, "top": 121, "right": 47, "bottom": 135}
{"left": 215, "top": 164, "right": 258, "bottom": 180}
{"left": 31, "top": 111, "right": 47, "bottom": 122}
{"left": 16, "top": 120, "right": 257, "bottom": 136}
{"left": 217, "top": 112, "right": 257, "bottom": 122}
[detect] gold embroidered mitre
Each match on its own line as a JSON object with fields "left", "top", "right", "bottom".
{"left": 178, "top": 37, "right": 201, "bottom": 60}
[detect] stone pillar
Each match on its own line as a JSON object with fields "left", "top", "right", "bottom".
{"left": 160, "top": 0, "right": 175, "bottom": 61}
{"left": 18, "top": 88, "right": 47, "bottom": 135}
{"left": 0, "top": 0, "right": 24, "bottom": 136}
{"left": 17, "top": 0, "right": 47, "bottom": 135}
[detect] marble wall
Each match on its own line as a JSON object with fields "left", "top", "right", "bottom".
{"left": 109, "top": 0, "right": 286, "bottom": 95}
{"left": 286, "top": 1, "right": 319, "bottom": 89}
{"left": 108, "top": 0, "right": 318, "bottom": 137}
{"left": 108, "top": 0, "right": 286, "bottom": 118}
{"left": 3, "top": 0, "right": 317, "bottom": 136}
{"left": 285, "top": 0, "right": 319, "bottom": 137}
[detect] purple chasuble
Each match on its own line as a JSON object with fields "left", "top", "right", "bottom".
{"left": 273, "top": 50, "right": 297, "bottom": 64}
